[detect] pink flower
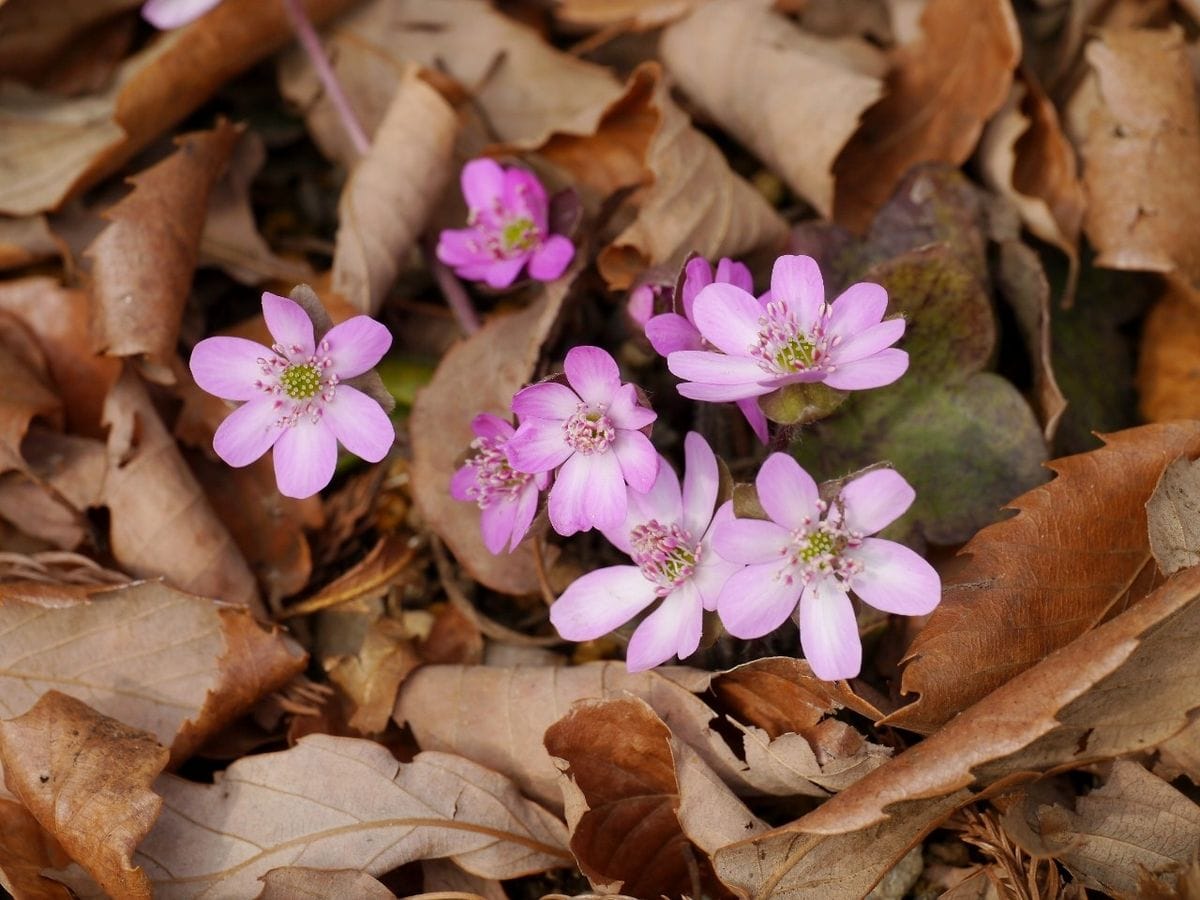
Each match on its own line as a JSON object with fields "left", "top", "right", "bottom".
{"left": 667, "top": 254, "right": 909, "bottom": 404}
{"left": 507, "top": 346, "right": 658, "bottom": 537}
{"left": 646, "top": 256, "right": 769, "bottom": 443}
{"left": 451, "top": 413, "right": 549, "bottom": 554}
{"left": 436, "top": 159, "right": 575, "bottom": 289}
{"left": 189, "top": 292, "right": 394, "bottom": 500}
{"left": 712, "top": 454, "right": 940, "bottom": 681}
{"left": 550, "top": 433, "right": 741, "bottom": 671}
{"left": 142, "top": 0, "right": 223, "bottom": 28}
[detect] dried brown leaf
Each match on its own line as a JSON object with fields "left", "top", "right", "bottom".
{"left": 0, "top": 692, "right": 167, "bottom": 900}
{"left": 0, "top": 0, "right": 141, "bottom": 84}
{"left": 103, "top": 367, "right": 261, "bottom": 611}
{"left": 551, "top": 0, "right": 697, "bottom": 30}
{"left": 0, "top": 793, "right": 74, "bottom": 900}
{"left": 326, "top": 616, "right": 422, "bottom": 735}
{"left": 256, "top": 867, "right": 395, "bottom": 899}
{"left": 1078, "top": 27, "right": 1200, "bottom": 293}
{"left": 86, "top": 120, "right": 239, "bottom": 382}
{"left": 410, "top": 279, "right": 574, "bottom": 596}
{"left": 0, "top": 0, "right": 359, "bottom": 216}
{"left": 421, "top": 858, "right": 506, "bottom": 899}
{"left": 52, "top": 736, "right": 569, "bottom": 897}
{"left": 660, "top": 0, "right": 883, "bottom": 218}
{"left": 0, "top": 215, "right": 60, "bottom": 271}
{"left": 891, "top": 422, "right": 1200, "bottom": 734}
{"left": 1138, "top": 285, "right": 1200, "bottom": 422}
{"left": 332, "top": 68, "right": 458, "bottom": 314}
{"left": 714, "top": 564, "right": 1200, "bottom": 898}
{"left": 0, "top": 429, "right": 106, "bottom": 549}
{"left": 0, "top": 579, "right": 304, "bottom": 764}
{"left": 833, "top": 0, "right": 1020, "bottom": 230}
{"left": 1148, "top": 456, "right": 1200, "bottom": 577}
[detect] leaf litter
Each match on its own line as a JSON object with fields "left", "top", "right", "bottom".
{"left": 1, "top": 1, "right": 1199, "bottom": 897}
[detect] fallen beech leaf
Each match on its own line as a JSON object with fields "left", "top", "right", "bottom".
{"left": 977, "top": 73, "right": 1083, "bottom": 266}
{"left": 256, "top": 867, "right": 394, "bottom": 899}
{"left": 0, "top": 0, "right": 359, "bottom": 216}
{"left": 709, "top": 657, "right": 885, "bottom": 732}
{"left": 1148, "top": 457, "right": 1200, "bottom": 577}
{"left": 833, "top": 0, "right": 1020, "bottom": 230}
{"left": 660, "top": 0, "right": 882, "bottom": 217}
{"left": 0, "top": 429, "right": 106, "bottom": 549}
{"left": 891, "top": 422, "right": 1200, "bottom": 733}
{"left": 1011, "top": 761, "right": 1200, "bottom": 895}
{"left": 326, "top": 616, "right": 423, "bottom": 735}
{"left": 86, "top": 120, "right": 239, "bottom": 382}
{"left": 714, "top": 564, "right": 1200, "bottom": 898}
{"left": 332, "top": 68, "right": 457, "bottom": 314}
{"left": 551, "top": 0, "right": 697, "bottom": 30}
{"left": 0, "top": 579, "right": 305, "bottom": 764}
{"left": 0, "top": 0, "right": 142, "bottom": 84}
{"left": 410, "top": 278, "right": 574, "bottom": 596}
{"left": 1078, "top": 27, "right": 1200, "bottom": 294}
{"left": 421, "top": 857, "right": 507, "bottom": 899}
{"left": 103, "top": 368, "right": 261, "bottom": 611}
{"left": 0, "top": 215, "right": 60, "bottom": 270}
{"left": 0, "top": 692, "right": 168, "bottom": 900}
{"left": 52, "top": 736, "right": 570, "bottom": 897}
{"left": 0, "top": 277, "right": 119, "bottom": 437}
{"left": 0, "top": 795, "right": 73, "bottom": 900}
{"left": 0, "top": 311, "right": 62, "bottom": 476}
{"left": 1138, "top": 285, "right": 1200, "bottom": 422}
{"left": 278, "top": 0, "right": 623, "bottom": 166}
{"left": 545, "top": 696, "right": 741, "bottom": 897}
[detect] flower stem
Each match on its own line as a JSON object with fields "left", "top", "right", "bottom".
{"left": 281, "top": 0, "right": 371, "bottom": 157}
{"left": 428, "top": 246, "right": 481, "bottom": 335}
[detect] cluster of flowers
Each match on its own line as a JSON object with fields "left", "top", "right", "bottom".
{"left": 447, "top": 162, "right": 940, "bottom": 681}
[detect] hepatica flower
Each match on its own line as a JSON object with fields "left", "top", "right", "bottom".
{"left": 507, "top": 346, "right": 658, "bottom": 537}
{"left": 142, "top": 0, "right": 222, "bottom": 28}
{"left": 668, "top": 254, "right": 908, "bottom": 404}
{"left": 713, "top": 454, "right": 940, "bottom": 681}
{"left": 437, "top": 158, "right": 575, "bottom": 289}
{"left": 452, "top": 413, "right": 549, "bottom": 554}
{"left": 189, "top": 292, "right": 394, "bottom": 500}
{"left": 646, "top": 256, "right": 768, "bottom": 443}
{"left": 551, "top": 433, "right": 741, "bottom": 671}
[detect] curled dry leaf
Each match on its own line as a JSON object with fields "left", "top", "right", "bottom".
{"left": 0, "top": 0, "right": 142, "bottom": 84}
{"left": 0, "top": 312, "right": 61, "bottom": 476}
{"left": 1077, "top": 27, "right": 1200, "bottom": 295}
{"left": 421, "top": 857, "right": 507, "bottom": 899}
{"left": 410, "top": 279, "right": 574, "bottom": 596}
{"left": 103, "top": 367, "right": 261, "bottom": 611}
{"left": 278, "top": 0, "right": 623, "bottom": 167}
{"left": 256, "top": 867, "right": 395, "bottom": 899}
{"left": 332, "top": 68, "right": 458, "bottom": 314}
{"left": 833, "top": 0, "right": 1020, "bottom": 231}
{"left": 0, "top": 429, "right": 106, "bottom": 550}
{"left": 1138, "top": 284, "right": 1200, "bottom": 422}
{"left": 0, "top": 0, "right": 360, "bottom": 216}
{"left": 0, "top": 692, "right": 168, "bottom": 900}
{"left": 891, "top": 422, "right": 1200, "bottom": 734}
{"left": 86, "top": 119, "right": 240, "bottom": 383}
{"left": 660, "top": 0, "right": 882, "bottom": 218}
{"left": 714, "top": 564, "right": 1200, "bottom": 899}
{"left": 0, "top": 794, "right": 73, "bottom": 900}
{"left": 0, "top": 215, "right": 61, "bottom": 271}
{"left": 51, "top": 736, "right": 570, "bottom": 898}
{"left": 1147, "top": 456, "right": 1200, "bottom": 577}
{"left": 1006, "top": 760, "right": 1200, "bottom": 896}
{"left": 0, "top": 579, "right": 305, "bottom": 764}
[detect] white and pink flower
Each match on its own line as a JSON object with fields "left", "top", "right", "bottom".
{"left": 550, "top": 433, "right": 741, "bottom": 671}
{"left": 713, "top": 454, "right": 940, "bottom": 681}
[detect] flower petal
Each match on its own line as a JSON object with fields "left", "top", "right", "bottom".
{"left": 528, "top": 234, "right": 575, "bottom": 281}
{"left": 712, "top": 517, "right": 790, "bottom": 564}
{"left": 450, "top": 463, "right": 477, "bottom": 501}
{"left": 822, "top": 348, "right": 909, "bottom": 391}
{"left": 612, "top": 429, "right": 658, "bottom": 494}
{"left": 716, "top": 563, "right": 801, "bottom": 638}
{"left": 626, "top": 581, "right": 704, "bottom": 671}
{"left": 141, "top": 0, "right": 222, "bottom": 28}
{"left": 606, "top": 383, "right": 656, "bottom": 431}
{"left": 471, "top": 413, "right": 514, "bottom": 441}
{"left": 436, "top": 228, "right": 489, "bottom": 266}
{"left": 839, "top": 468, "right": 915, "bottom": 535}
{"left": 461, "top": 158, "right": 506, "bottom": 213}
{"left": 691, "top": 283, "right": 764, "bottom": 356}
{"left": 831, "top": 318, "right": 905, "bottom": 366}
{"left": 189, "top": 336, "right": 271, "bottom": 401}
{"left": 480, "top": 255, "right": 529, "bottom": 289}
{"left": 735, "top": 396, "right": 770, "bottom": 444}
{"left": 798, "top": 578, "right": 861, "bottom": 681}
{"left": 827, "top": 282, "right": 888, "bottom": 339}
{"left": 564, "top": 345, "right": 620, "bottom": 406}
{"left": 506, "top": 420, "right": 573, "bottom": 475}
{"left": 771, "top": 255, "right": 825, "bottom": 333}
{"left": 508, "top": 483, "right": 541, "bottom": 552}
{"left": 676, "top": 378, "right": 773, "bottom": 403}
{"left": 548, "top": 452, "right": 590, "bottom": 536}
{"left": 261, "top": 293, "right": 315, "bottom": 357}
{"left": 645, "top": 313, "right": 703, "bottom": 356}
{"left": 323, "top": 385, "right": 395, "bottom": 462}
{"left": 213, "top": 396, "right": 283, "bottom": 467}
{"left": 668, "top": 349, "right": 769, "bottom": 385}
{"left": 680, "top": 257, "right": 714, "bottom": 321}
{"left": 322, "top": 316, "right": 393, "bottom": 378}
{"left": 715, "top": 258, "right": 754, "bottom": 294}
{"left": 757, "top": 453, "right": 820, "bottom": 530}
{"left": 625, "top": 452, "right": 682, "bottom": 527}
{"left": 272, "top": 419, "right": 338, "bottom": 499}
{"left": 581, "top": 449, "right": 628, "bottom": 531}
{"left": 503, "top": 167, "right": 549, "bottom": 229}
{"left": 550, "top": 566, "right": 657, "bottom": 640}
{"left": 846, "top": 538, "right": 941, "bottom": 615}
{"left": 680, "top": 432, "right": 718, "bottom": 539}
{"left": 692, "top": 503, "right": 742, "bottom": 610}
{"left": 480, "top": 497, "right": 519, "bottom": 554}
{"left": 512, "top": 381, "right": 579, "bottom": 422}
